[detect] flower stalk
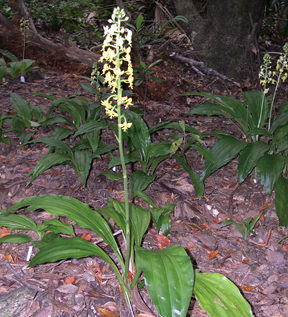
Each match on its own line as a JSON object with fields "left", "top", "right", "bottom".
{"left": 94, "top": 6, "right": 134, "bottom": 292}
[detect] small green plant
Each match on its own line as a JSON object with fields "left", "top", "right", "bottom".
{"left": 221, "top": 214, "right": 262, "bottom": 240}
{"left": 0, "top": 8, "right": 253, "bottom": 316}
{"left": 20, "top": 18, "right": 29, "bottom": 60}
{"left": 183, "top": 42, "right": 288, "bottom": 227}
{"left": 134, "top": 59, "right": 163, "bottom": 87}
{"left": 0, "top": 49, "right": 40, "bottom": 82}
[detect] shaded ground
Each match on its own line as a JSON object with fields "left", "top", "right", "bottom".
{"left": 0, "top": 49, "right": 288, "bottom": 317}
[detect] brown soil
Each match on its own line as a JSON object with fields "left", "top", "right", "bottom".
{"left": 0, "top": 49, "right": 287, "bottom": 317}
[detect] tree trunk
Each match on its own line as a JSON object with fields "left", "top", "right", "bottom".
{"left": 173, "top": 0, "right": 266, "bottom": 81}
{"left": 0, "top": 0, "right": 99, "bottom": 70}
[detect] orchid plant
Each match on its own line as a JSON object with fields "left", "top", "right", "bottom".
{"left": 0, "top": 7, "right": 253, "bottom": 316}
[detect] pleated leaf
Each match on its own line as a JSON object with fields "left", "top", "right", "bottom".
{"left": 28, "top": 153, "right": 71, "bottom": 183}
{"left": 136, "top": 245, "right": 194, "bottom": 317}
{"left": 74, "top": 150, "right": 93, "bottom": 185}
{"left": 256, "top": 154, "right": 284, "bottom": 194}
{"left": 194, "top": 272, "right": 253, "bottom": 317}
{"left": 29, "top": 237, "right": 114, "bottom": 268}
{"left": 201, "top": 135, "right": 246, "bottom": 181}
{"left": 4, "top": 195, "right": 123, "bottom": 264}
{"left": 275, "top": 176, "right": 288, "bottom": 226}
{"left": 238, "top": 141, "right": 269, "bottom": 183}
{"left": 124, "top": 110, "right": 151, "bottom": 161}
{"left": 0, "top": 234, "right": 32, "bottom": 244}
{"left": 0, "top": 214, "right": 37, "bottom": 231}
{"left": 243, "top": 90, "right": 268, "bottom": 130}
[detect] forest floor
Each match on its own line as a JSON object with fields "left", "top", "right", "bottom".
{"left": 0, "top": 42, "right": 288, "bottom": 317}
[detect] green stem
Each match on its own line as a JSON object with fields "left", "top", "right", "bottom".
{"left": 115, "top": 22, "right": 131, "bottom": 288}
{"left": 268, "top": 75, "right": 281, "bottom": 131}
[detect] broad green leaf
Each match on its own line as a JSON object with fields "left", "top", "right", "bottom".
{"left": 173, "top": 154, "right": 204, "bottom": 197}
{"left": 100, "top": 171, "right": 122, "bottom": 180}
{"left": 130, "top": 203, "right": 151, "bottom": 247}
{"left": 272, "top": 123, "right": 288, "bottom": 152}
{"left": 73, "top": 120, "right": 107, "bottom": 137}
{"left": 238, "top": 141, "right": 269, "bottom": 183}
{"left": 86, "top": 129, "right": 100, "bottom": 153}
{"left": 194, "top": 272, "right": 253, "bottom": 317}
{"left": 135, "top": 13, "right": 144, "bottom": 30}
{"left": 151, "top": 204, "right": 175, "bottom": 235}
{"left": 136, "top": 245, "right": 194, "bottom": 317}
{"left": 125, "top": 110, "right": 151, "bottom": 161}
{"left": 186, "top": 92, "right": 248, "bottom": 131}
{"left": 59, "top": 99, "right": 86, "bottom": 127}
{"left": 0, "top": 214, "right": 37, "bottom": 231}
{"left": 0, "top": 234, "right": 32, "bottom": 244}
{"left": 28, "top": 153, "right": 71, "bottom": 183}
{"left": 10, "top": 93, "right": 32, "bottom": 121}
{"left": 134, "top": 190, "right": 156, "bottom": 208}
{"left": 73, "top": 150, "right": 93, "bottom": 185}
{"left": 29, "top": 237, "right": 115, "bottom": 268}
{"left": 100, "top": 198, "right": 150, "bottom": 247}
{"left": 37, "top": 218, "right": 74, "bottom": 236}
{"left": 270, "top": 111, "right": 288, "bottom": 133}
{"left": 33, "top": 137, "right": 73, "bottom": 154}
{"left": 33, "top": 232, "right": 62, "bottom": 249}
{"left": 130, "top": 171, "right": 156, "bottom": 198}
{"left": 108, "top": 152, "right": 139, "bottom": 168}
{"left": 51, "top": 127, "right": 73, "bottom": 140}
{"left": 256, "top": 154, "right": 284, "bottom": 194}
{"left": 99, "top": 198, "right": 126, "bottom": 233}
{"left": 275, "top": 176, "right": 288, "bottom": 226}
{"left": 4, "top": 195, "right": 123, "bottom": 265}
{"left": 243, "top": 90, "right": 268, "bottom": 130}
{"left": 201, "top": 135, "right": 246, "bottom": 181}
{"left": 149, "top": 121, "right": 200, "bottom": 135}
{"left": 148, "top": 141, "right": 172, "bottom": 158}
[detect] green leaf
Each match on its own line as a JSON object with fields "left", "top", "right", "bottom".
{"left": 238, "top": 141, "right": 269, "bottom": 183}
{"left": 130, "top": 171, "right": 156, "bottom": 198}
{"left": 201, "top": 135, "right": 246, "bottom": 181}
{"left": 29, "top": 237, "right": 115, "bottom": 267}
{"left": 33, "top": 137, "right": 73, "bottom": 154}
{"left": 194, "top": 272, "right": 253, "bottom": 317}
{"left": 73, "top": 120, "right": 107, "bottom": 137}
{"left": 136, "top": 245, "right": 194, "bottom": 317}
{"left": 5, "top": 195, "right": 123, "bottom": 265}
{"left": 100, "top": 171, "right": 122, "bottom": 180}
{"left": 148, "top": 141, "right": 172, "bottom": 158}
{"left": 275, "top": 176, "right": 288, "bottom": 226}
{"left": 37, "top": 218, "right": 74, "bottom": 236}
{"left": 108, "top": 152, "right": 139, "bottom": 168}
{"left": 0, "top": 234, "right": 32, "bottom": 244}
{"left": 28, "top": 153, "right": 71, "bottom": 183}
{"left": 100, "top": 198, "right": 150, "bottom": 247}
{"left": 272, "top": 123, "right": 288, "bottom": 152}
{"left": 270, "top": 111, "right": 288, "bottom": 133}
{"left": 243, "top": 90, "right": 268, "bottom": 130}
{"left": 173, "top": 154, "right": 204, "bottom": 197}
{"left": 256, "top": 154, "right": 284, "bottom": 194}
{"left": 10, "top": 93, "right": 32, "bottom": 121}
{"left": 86, "top": 129, "right": 101, "bottom": 153}
{"left": 51, "top": 127, "right": 73, "bottom": 140}
{"left": 73, "top": 150, "right": 93, "bottom": 185}
{"left": 135, "top": 13, "right": 144, "bottom": 30}
{"left": 187, "top": 92, "right": 248, "bottom": 132}
{"left": 151, "top": 204, "right": 174, "bottom": 235}
{"left": 0, "top": 214, "right": 37, "bottom": 231}
{"left": 125, "top": 110, "right": 151, "bottom": 161}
